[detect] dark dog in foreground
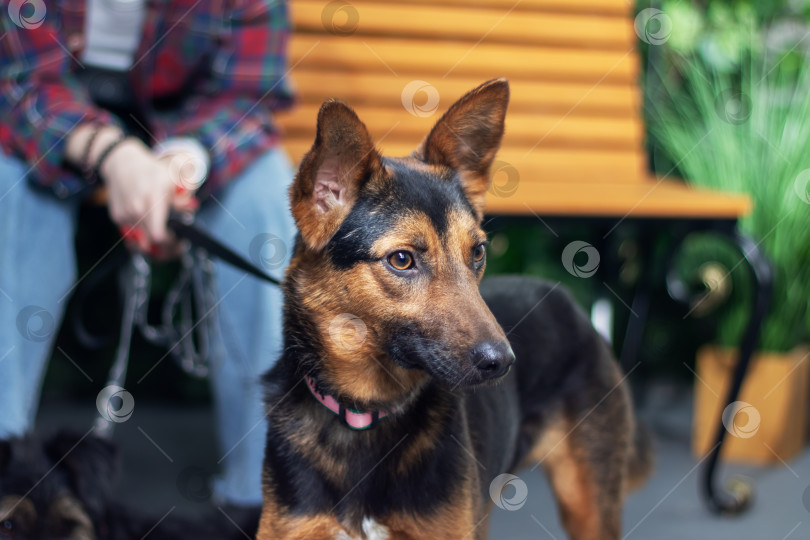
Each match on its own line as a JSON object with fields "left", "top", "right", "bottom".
{"left": 258, "top": 78, "right": 652, "bottom": 540}
{"left": 0, "top": 432, "right": 258, "bottom": 539}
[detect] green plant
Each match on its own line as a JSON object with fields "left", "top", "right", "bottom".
{"left": 639, "top": 0, "right": 810, "bottom": 76}
{"left": 648, "top": 45, "right": 810, "bottom": 351}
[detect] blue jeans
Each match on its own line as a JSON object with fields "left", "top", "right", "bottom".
{"left": 0, "top": 149, "right": 295, "bottom": 506}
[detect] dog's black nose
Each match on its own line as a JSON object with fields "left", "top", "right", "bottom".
{"left": 471, "top": 341, "right": 515, "bottom": 379}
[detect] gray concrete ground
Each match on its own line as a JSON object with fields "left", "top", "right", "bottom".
{"left": 38, "top": 380, "right": 809, "bottom": 539}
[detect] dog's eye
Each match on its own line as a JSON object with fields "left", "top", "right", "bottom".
{"left": 387, "top": 251, "right": 415, "bottom": 271}
{"left": 473, "top": 244, "right": 486, "bottom": 263}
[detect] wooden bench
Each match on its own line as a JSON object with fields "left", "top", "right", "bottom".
{"left": 278, "top": 0, "right": 770, "bottom": 515}
{"left": 280, "top": 0, "right": 751, "bottom": 219}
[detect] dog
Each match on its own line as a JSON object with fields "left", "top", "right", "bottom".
{"left": 258, "top": 78, "right": 652, "bottom": 540}
{"left": 0, "top": 431, "right": 259, "bottom": 539}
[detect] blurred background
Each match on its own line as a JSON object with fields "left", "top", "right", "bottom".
{"left": 47, "top": 0, "right": 810, "bottom": 402}
{"left": 36, "top": 0, "right": 810, "bottom": 538}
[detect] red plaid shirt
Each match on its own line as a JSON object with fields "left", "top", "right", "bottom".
{"left": 0, "top": 0, "right": 293, "bottom": 198}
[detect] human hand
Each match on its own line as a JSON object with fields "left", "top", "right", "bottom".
{"left": 99, "top": 137, "right": 171, "bottom": 251}
{"left": 101, "top": 138, "right": 199, "bottom": 257}
{"left": 157, "top": 149, "right": 206, "bottom": 212}
{"left": 66, "top": 125, "right": 205, "bottom": 256}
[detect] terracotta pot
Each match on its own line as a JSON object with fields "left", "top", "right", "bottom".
{"left": 692, "top": 345, "right": 809, "bottom": 465}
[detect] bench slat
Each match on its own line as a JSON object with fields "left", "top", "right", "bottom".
{"left": 283, "top": 140, "right": 648, "bottom": 184}
{"left": 296, "top": 1, "right": 636, "bottom": 50}
{"left": 289, "top": 36, "right": 639, "bottom": 84}
{"left": 378, "top": 0, "right": 632, "bottom": 16}
{"left": 484, "top": 181, "right": 752, "bottom": 218}
{"left": 281, "top": 104, "right": 643, "bottom": 150}
{"left": 290, "top": 70, "right": 641, "bottom": 117}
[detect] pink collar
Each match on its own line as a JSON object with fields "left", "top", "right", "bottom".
{"left": 305, "top": 375, "right": 390, "bottom": 430}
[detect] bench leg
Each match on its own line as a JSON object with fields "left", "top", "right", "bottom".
{"left": 619, "top": 267, "right": 652, "bottom": 374}
{"left": 701, "top": 228, "right": 773, "bottom": 515}
{"left": 618, "top": 233, "right": 658, "bottom": 403}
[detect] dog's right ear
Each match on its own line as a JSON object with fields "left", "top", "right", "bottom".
{"left": 417, "top": 78, "right": 509, "bottom": 220}
{"left": 290, "top": 99, "right": 383, "bottom": 251}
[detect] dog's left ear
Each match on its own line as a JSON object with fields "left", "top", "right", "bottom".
{"left": 290, "top": 99, "right": 383, "bottom": 251}
{"left": 419, "top": 78, "right": 509, "bottom": 220}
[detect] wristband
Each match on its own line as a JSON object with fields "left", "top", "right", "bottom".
{"left": 81, "top": 125, "right": 103, "bottom": 179}
{"left": 93, "top": 134, "right": 128, "bottom": 184}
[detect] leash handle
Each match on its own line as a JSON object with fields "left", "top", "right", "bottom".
{"left": 166, "top": 212, "right": 282, "bottom": 287}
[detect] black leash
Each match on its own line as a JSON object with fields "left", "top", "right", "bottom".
{"left": 166, "top": 212, "right": 283, "bottom": 287}
{"left": 77, "top": 214, "right": 282, "bottom": 351}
